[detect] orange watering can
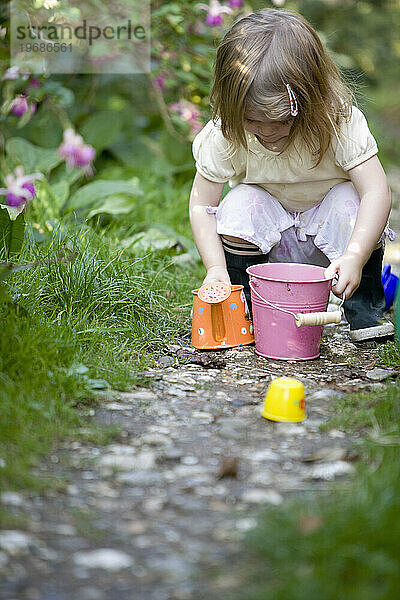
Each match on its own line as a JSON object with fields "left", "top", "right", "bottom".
{"left": 191, "top": 282, "right": 254, "bottom": 350}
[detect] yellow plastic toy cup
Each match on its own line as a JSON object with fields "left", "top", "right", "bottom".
{"left": 261, "top": 377, "right": 306, "bottom": 422}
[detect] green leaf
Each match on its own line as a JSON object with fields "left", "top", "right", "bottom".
{"left": 81, "top": 111, "right": 124, "bottom": 151}
{"left": 6, "top": 137, "right": 62, "bottom": 174}
{"left": 87, "top": 195, "right": 137, "bottom": 219}
{"left": 66, "top": 178, "right": 143, "bottom": 212}
{"left": 49, "top": 180, "right": 70, "bottom": 206}
{"left": 121, "top": 228, "right": 181, "bottom": 254}
{"left": 0, "top": 208, "right": 25, "bottom": 257}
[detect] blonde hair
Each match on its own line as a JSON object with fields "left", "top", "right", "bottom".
{"left": 210, "top": 8, "right": 354, "bottom": 166}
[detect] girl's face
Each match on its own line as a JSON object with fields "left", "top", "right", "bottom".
{"left": 243, "top": 107, "right": 293, "bottom": 144}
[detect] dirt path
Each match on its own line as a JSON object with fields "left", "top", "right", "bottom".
{"left": 1, "top": 322, "right": 398, "bottom": 600}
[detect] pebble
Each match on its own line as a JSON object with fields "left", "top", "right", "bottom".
{"left": 98, "top": 451, "right": 156, "bottom": 473}
{"left": 141, "top": 433, "right": 172, "bottom": 446}
{"left": 305, "top": 461, "right": 355, "bottom": 481}
{"left": 181, "top": 456, "right": 199, "bottom": 465}
{"left": 73, "top": 549, "right": 134, "bottom": 571}
{"left": 118, "top": 390, "right": 157, "bottom": 402}
{"left": 365, "top": 367, "right": 398, "bottom": 381}
{"left": 246, "top": 448, "right": 280, "bottom": 462}
{"left": 0, "top": 531, "right": 35, "bottom": 555}
{"left": 308, "top": 388, "right": 344, "bottom": 401}
{"left": 191, "top": 411, "right": 214, "bottom": 422}
{"left": 0, "top": 492, "right": 24, "bottom": 507}
{"left": 241, "top": 489, "right": 283, "bottom": 505}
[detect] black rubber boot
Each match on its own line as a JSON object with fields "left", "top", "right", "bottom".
{"left": 223, "top": 248, "right": 268, "bottom": 318}
{"left": 343, "top": 246, "right": 395, "bottom": 343}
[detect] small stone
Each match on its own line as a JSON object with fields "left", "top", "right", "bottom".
{"left": 246, "top": 449, "right": 280, "bottom": 462}
{"left": 158, "top": 355, "right": 175, "bottom": 367}
{"left": 328, "top": 429, "right": 346, "bottom": 439}
{"left": 241, "top": 489, "right": 283, "bottom": 505}
{"left": 181, "top": 456, "right": 199, "bottom": 466}
{"left": 300, "top": 446, "right": 347, "bottom": 463}
{"left": 236, "top": 517, "right": 257, "bottom": 532}
{"left": 126, "top": 521, "right": 148, "bottom": 535}
{"left": 192, "top": 411, "right": 214, "bottom": 422}
{"left": 103, "top": 402, "right": 132, "bottom": 411}
{"left": 118, "top": 390, "right": 157, "bottom": 402}
{"left": 275, "top": 423, "right": 306, "bottom": 436}
{"left": 0, "top": 550, "right": 9, "bottom": 568}
{"left": 162, "top": 447, "right": 184, "bottom": 461}
{"left": 73, "top": 549, "right": 134, "bottom": 571}
{"left": 117, "top": 471, "right": 161, "bottom": 485}
{"left": 365, "top": 367, "right": 398, "bottom": 381}
{"left": 0, "top": 492, "right": 24, "bottom": 507}
{"left": 53, "top": 524, "right": 77, "bottom": 536}
{"left": 308, "top": 389, "right": 344, "bottom": 401}
{"left": 142, "top": 497, "right": 165, "bottom": 513}
{"left": 218, "top": 426, "right": 243, "bottom": 441}
{"left": 173, "top": 464, "right": 210, "bottom": 477}
{"left": 0, "top": 531, "right": 35, "bottom": 555}
{"left": 248, "top": 471, "right": 273, "bottom": 486}
{"left": 141, "top": 433, "right": 172, "bottom": 447}
{"left": 98, "top": 450, "right": 155, "bottom": 473}
{"left": 305, "top": 461, "right": 355, "bottom": 481}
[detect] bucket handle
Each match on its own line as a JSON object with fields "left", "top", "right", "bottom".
{"left": 249, "top": 280, "right": 344, "bottom": 327}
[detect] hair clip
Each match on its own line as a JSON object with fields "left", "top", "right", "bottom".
{"left": 286, "top": 83, "right": 298, "bottom": 117}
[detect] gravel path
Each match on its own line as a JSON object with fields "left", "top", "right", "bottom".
{"left": 1, "top": 323, "right": 398, "bottom": 600}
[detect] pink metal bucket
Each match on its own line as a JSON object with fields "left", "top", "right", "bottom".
{"left": 247, "top": 263, "right": 338, "bottom": 361}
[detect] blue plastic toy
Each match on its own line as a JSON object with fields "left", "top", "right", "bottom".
{"left": 382, "top": 264, "right": 399, "bottom": 311}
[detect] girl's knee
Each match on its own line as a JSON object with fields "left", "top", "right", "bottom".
{"left": 322, "top": 181, "right": 360, "bottom": 212}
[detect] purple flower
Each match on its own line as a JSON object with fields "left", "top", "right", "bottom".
{"left": 228, "top": 0, "right": 243, "bottom": 7}
{"left": 154, "top": 75, "right": 166, "bottom": 91}
{"left": 0, "top": 166, "right": 43, "bottom": 209}
{"left": 10, "top": 95, "right": 29, "bottom": 117}
{"left": 197, "top": 1, "right": 233, "bottom": 26}
{"left": 28, "top": 77, "right": 41, "bottom": 89}
{"left": 58, "top": 129, "right": 96, "bottom": 172}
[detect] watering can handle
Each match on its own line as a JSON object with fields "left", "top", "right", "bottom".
{"left": 249, "top": 280, "right": 345, "bottom": 328}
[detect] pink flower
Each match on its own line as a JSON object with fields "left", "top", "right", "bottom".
{"left": 169, "top": 99, "right": 203, "bottom": 136}
{"left": 58, "top": 129, "right": 96, "bottom": 171}
{"left": 10, "top": 95, "right": 29, "bottom": 117}
{"left": 0, "top": 166, "right": 43, "bottom": 209}
{"left": 197, "top": 1, "right": 233, "bottom": 26}
{"left": 169, "top": 99, "right": 201, "bottom": 122}
{"left": 228, "top": 0, "right": 243, "bottom": 7}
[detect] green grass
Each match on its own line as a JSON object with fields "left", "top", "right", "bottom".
{"left": 0, "top": 188, "right": 201, "bottom": 501}
{"left": 238, "top": 378, "right": 400, "bottom": 600}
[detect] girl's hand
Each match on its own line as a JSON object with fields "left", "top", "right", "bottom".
{"left": 324, "top": 254, "right": 363, "bottom": 299}
{"left": 203, "top": 266, "right": 231, "bottom": 286}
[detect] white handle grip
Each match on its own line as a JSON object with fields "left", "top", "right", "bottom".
{"left": 295, "top": 310, "right": 342, "bottom": 327}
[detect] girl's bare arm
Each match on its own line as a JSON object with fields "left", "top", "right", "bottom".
{"left": 325, "top": 156, "right": 392, "bottom": 298}
{"left": 189, "top": 172, "right": 231, "bottom": 284}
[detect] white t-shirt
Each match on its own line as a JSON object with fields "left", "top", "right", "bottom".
{"left": 192, "top": 106, "right": 378, "bottom": 212}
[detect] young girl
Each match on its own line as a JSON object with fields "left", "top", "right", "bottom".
{"left": 189, "top": 8, "right": 395, "bottom": 343}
